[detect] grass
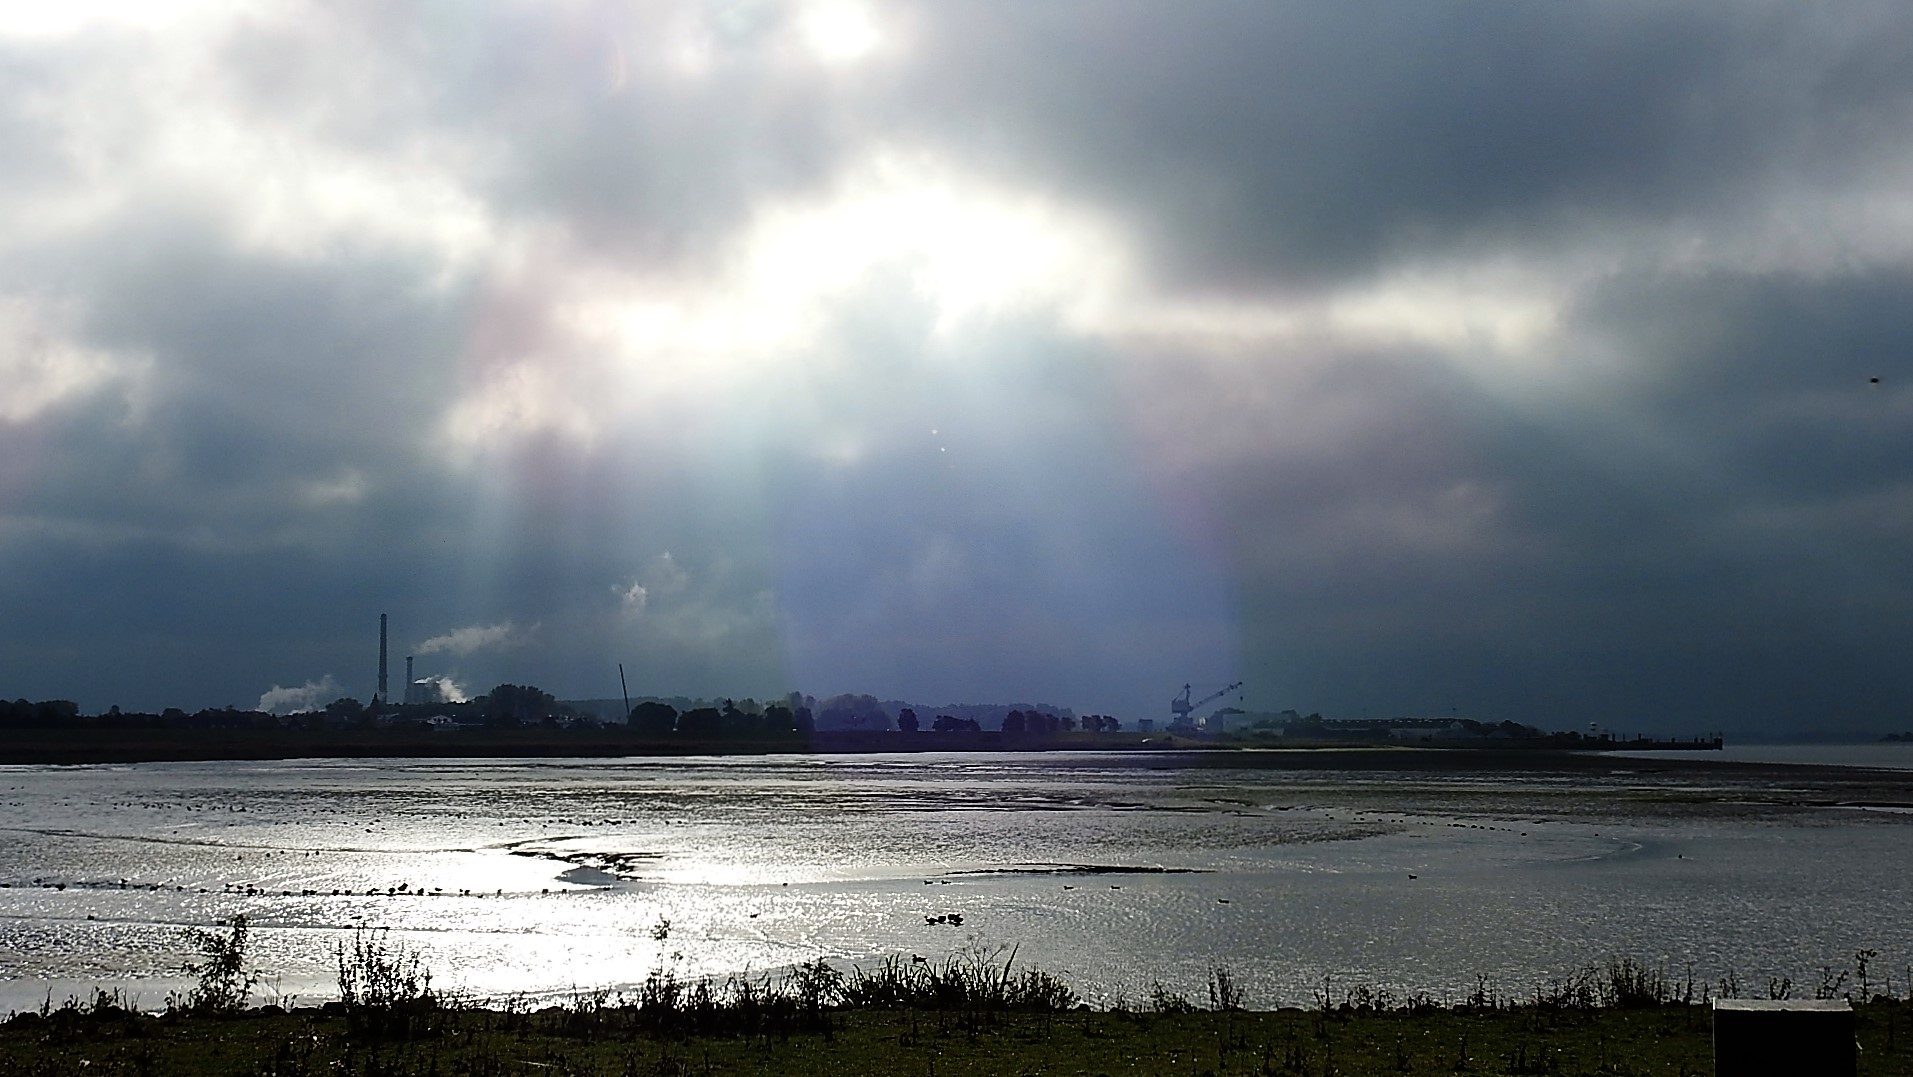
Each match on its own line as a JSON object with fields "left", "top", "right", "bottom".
{"left": 8, "top": 935, "right": 1913, "bottom": 1075}
{"left": 11, "top": 994, "right": 1913, "bottom": 1076}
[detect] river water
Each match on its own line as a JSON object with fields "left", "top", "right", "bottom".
{"left": 3, "top": 748, "right": 1912, "bottom": 1013}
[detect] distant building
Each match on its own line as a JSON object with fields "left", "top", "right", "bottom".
{"left": 405, "top": 677, "right": 448, "bottom": 706}
{"left": 1380, "top": 718, "right": 1474, "bottom": 741}
{"left": 1203, "top": 707, "right": 1248, "bottom": 733}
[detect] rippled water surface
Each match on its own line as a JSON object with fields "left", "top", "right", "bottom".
{"left": 4, "top": 750, "right": 1912, "bottom": 1012}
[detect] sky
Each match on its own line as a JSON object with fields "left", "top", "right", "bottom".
{"left": 3, "top": 1, "right": 1912, "bottom": 736}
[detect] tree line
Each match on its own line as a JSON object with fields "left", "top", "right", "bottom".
{"left": 1, "top": 689, "right": 1125, "bottom": 739}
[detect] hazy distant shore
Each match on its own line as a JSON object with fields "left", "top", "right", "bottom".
{"left": 0, "top": 725, "right": 1810, "bottom": 776}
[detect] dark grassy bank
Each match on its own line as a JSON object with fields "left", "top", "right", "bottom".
{"left": 11, "top": 930, "right": 1913, "bottom": 1076}
{"left": 10, "top": 992, "right": 1913, "bottom": 1076}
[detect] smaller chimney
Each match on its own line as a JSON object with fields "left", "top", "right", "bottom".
{"left": 377, "top": 614, "right": 389, "bottom": 704}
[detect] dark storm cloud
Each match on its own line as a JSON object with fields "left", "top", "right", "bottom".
{"left": 893, "top": 0, "right": 1913, "bottom": 285}
{"left": 1566, "top": 270, "right": 1913, "bottom": 501}
{"left": 4, "top": 204, "right": 468, "bottom": 541}
{"left": 1177, "top": 263, "right": 1913, "bottom": 731}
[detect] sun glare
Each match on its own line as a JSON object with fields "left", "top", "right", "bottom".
{"left": 801, "top": 1, "right": 881, "bottom": 64}
{"left": 434, "top": 139, "right": 1588, "bottom": 468}
{"left": 437, "top": 156, "right": 1130, "bottom": 460}
{"left": 738, "top": 155, "right": 1125, "bottom": 335}
{"left": 0, "top": 0, "right": 233, "bottom": 37}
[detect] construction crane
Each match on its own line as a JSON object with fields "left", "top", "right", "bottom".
{"left": 1171, "top": 681, "right": 1244, "bottom": 727}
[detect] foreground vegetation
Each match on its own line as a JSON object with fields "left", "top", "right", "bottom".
{"left": 14, "top": 991, "right": 1913, "bottom": 1076}
{"left": 8, "top": 926, "right": 1913, "bottom": 1076}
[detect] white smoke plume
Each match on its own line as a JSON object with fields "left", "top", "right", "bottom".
{"left": 256, "top": 675, "right": 342, "bottom": 715}
{"left": 415, "top": 620, "right": 532, "bottom": 657}
{"left": 430, "top": 675, "right": 470, "bottom": 703}
{"left": 406, "top": 674, "right": 470, "bottom": 705}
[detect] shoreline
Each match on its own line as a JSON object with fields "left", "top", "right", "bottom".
{"left": 0, "top": 725, "right": 1728, "bottom": 767}
{"left": 11, "top": 733, "right": 1913, "bottom": 821}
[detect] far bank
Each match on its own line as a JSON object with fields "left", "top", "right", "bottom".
{"left": 0, "top": 723, "right": 1727, "bottom": 766}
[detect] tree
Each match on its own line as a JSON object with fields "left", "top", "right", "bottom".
{"left": 485, "top": 684, "right": 557, "bottom": 726}
{"left": 629, "top": 701, "right": 678, "bottom": 736}
{"left": 677, "top": 707, "right": 723, "bottom": 738}
{"left": 0, "top": 699, "right": 79, "bottom": 728}
{"left": 817, "top": 693, "right": 889, "bottom": 730}
{"left": 897, "top": 708, "right": 919, "bottom": 733}
{"left": 761, "top": 704, "right": 798, "bottom": 737}
{"left": 1001, "top": 710, "right": 1027, "bottom": 735}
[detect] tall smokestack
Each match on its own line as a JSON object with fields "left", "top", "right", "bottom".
{"left": 378, "top": 614, "right": 389, "bottom": 704}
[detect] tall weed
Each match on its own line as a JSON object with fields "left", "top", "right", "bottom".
{"left": 335, "top": 925, "right": 444, "bottom": 1039}
{"left": 180, "top": 915, "right": 258, "bottom": 1014}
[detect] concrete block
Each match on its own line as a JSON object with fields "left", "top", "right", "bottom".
{"left": 1714, "top": 999, "right": 1855, "bottom": 1077}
